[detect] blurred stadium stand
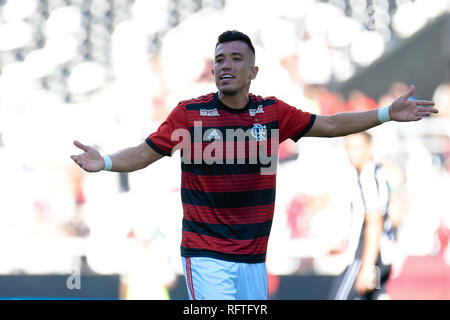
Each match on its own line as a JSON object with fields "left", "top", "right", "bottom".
{"left": 0, "top": 0, "right": 448, "bottom": 103}
{"left": 333, "top": 12, "right": 450, "bottom": 102}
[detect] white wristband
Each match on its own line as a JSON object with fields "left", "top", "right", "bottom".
{"left": 378, "top": 105, "right": 391, "bottom": 123}
{"left": 102, "top": 155, "right": 112, "bottom": 171}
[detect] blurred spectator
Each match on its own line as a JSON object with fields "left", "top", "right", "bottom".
{"left": 382, "top": 162, "right": 409, "bottom": 239}
{"left": 286, "top": 193, "right": 331, "bottom": 239}
{"left": 303, "top": 84, "right": 345, "bottom": 114}
{"left": 343, "top": 89, "right": 378, "bottom": 112}
{"left": 390, "top": 81, "right": 410, "bottom": 98}
{"left": 432, "top": 82, "right": 450, "bottom": 118}
{"left": 436, "top": 219, "right": 449, "bottom": 255}
{"left": 377, "top": 82, "right": 408, "bottom": 107}
{"left": 196, "top": 58, "right": 215, "bottom": 83}
{"left": 443, "top": 135, "right": 450, "bottom": 173}
{"left": 65, "top": 163, "right": 90, "bottom": 237}
{"left": 328, "top": 132, "right": 394, "bottom": 300}
{"left": 122, "top": 235, "right": 177, "bottom": 300}
{"left": 297, "top": 32, "right": 333, "bottom": 85}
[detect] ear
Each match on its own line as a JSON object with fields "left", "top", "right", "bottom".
{"left": 250, "top": 66, "right": 259, "bottom": 80}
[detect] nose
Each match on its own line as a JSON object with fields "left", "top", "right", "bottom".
{"left": 222, "top": 57, "right": 232, "bottom": 70}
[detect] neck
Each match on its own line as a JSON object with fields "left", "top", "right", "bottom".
{"left": 356, "top": 165, "right": 363, "bottom": 174}
{"left": 218, "top": 91, "right": 249, "bottom": 109}
{"left": 356, "top": 157, "right": 372, "bottom": 174}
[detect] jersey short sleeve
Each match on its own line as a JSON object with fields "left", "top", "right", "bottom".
{"left": 276, "top": 98, "right": 316, "bottom": 143}
{"left": 146, "top": 103, "right": 188, "bottom": 156}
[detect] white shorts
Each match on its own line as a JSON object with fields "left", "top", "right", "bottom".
{"left": 182, "top": 256, "right": 268, "bottom": 300}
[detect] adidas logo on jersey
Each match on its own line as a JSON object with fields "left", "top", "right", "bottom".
{"left": 207, "top": 129, "right": 221, "bottom": 141}
{"left": 249, "top": 105, "right": 264, "bottom": 116}
{"left": 200, "top": 108, "right": 220, "bottom": 117}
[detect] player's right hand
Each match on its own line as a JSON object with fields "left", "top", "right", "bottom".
{"left": 70, "top": 140, "right": 105, "bottom": 172}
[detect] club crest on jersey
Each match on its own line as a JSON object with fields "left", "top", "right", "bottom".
{"left": 200, "top": 108, "right": 220, "bottom": 117}
{"left": 251, "top": 123, "right": 267, "bottom": 141}
{"left": 249, "top": 105, "right": 264, "bottom": 117}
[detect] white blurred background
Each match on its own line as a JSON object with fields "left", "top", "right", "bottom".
{"left": 0, "top": 0, "right": 449, "bottom": 299}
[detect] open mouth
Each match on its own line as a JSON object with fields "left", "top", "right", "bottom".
{"left": 220, "top": 74, "right": 235, "bottom": 80}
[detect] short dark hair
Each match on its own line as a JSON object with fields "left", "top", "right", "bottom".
{"left": 216, "top": 30, "right": 255, "bottom": 55}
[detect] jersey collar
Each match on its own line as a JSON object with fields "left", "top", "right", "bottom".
{"left": 214, "top": 92, "right": 253, "bottom": 114}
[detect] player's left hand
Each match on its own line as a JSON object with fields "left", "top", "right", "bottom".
{"left": 389, "top": 85, "right": 438, "bottom": 122}
{"left": 355, "top": 265, "right": 377, "bottom": 296}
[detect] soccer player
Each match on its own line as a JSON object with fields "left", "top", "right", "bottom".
{"left": 328, "top": 132, "right": 394, "bottom": 300}
{"left": 71, "top": 30, "right": 437, "bottom": 300}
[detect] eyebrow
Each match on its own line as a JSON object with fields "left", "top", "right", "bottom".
{"left": 215, "top": 52, "right": 245, "bottom": 60}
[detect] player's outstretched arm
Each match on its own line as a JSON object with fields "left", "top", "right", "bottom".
{"left": 305, "top": 85, "right": 438, "bottom": 138}
{"left": 70, "top": 140, "right": 164, "bottom": 173}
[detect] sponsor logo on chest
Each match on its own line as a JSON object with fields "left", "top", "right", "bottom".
{"left": 249, "top": 105, "right": 264, "bottom": 117}
{"left": 200, "top": 108, "right": 220, "bottom": 117}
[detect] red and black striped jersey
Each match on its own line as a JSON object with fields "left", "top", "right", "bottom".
{"left": 146, "top": 92, "right": 315, "bottom": 263}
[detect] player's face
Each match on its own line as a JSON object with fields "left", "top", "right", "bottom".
{"left": 345, "top": 134, "right": 371, "bottom": 169}
{"left": 212, "top": 41, "right": 258, "bottom": 95}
